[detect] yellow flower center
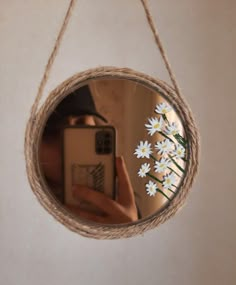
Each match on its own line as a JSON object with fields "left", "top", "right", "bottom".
{"left": 166, "top": 178, "right": 171, "bottom": 184}
{"left": 142, "top": 148, "right": 146, "bottom": 153}
{"left": 154, "top": 123, "right": 160, "bottom": 129}
{"left": 160, "top": 164, "right": 164, "bottom": 168}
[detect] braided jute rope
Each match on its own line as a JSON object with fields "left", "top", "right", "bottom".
{"left": 24, "top": 0, "right": 200, "bottom": 239}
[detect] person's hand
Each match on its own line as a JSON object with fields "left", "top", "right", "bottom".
{"left": 67, "top": 156, "right": 138, "bottom": 224}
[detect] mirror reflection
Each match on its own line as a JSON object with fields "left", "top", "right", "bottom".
{"left": 39, "top": 78, "right": 187, "bottom": 224}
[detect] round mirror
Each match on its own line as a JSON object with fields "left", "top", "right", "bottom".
{"left": 38, "top": 77, "right": 189, "bottom": 225}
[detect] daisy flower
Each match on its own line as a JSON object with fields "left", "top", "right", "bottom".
{"left": 162, "top": 173, "right": 176, "bottom": 189}
{"left": 155, "top": 102, "right": 172, "bottom": 115}
{"left": 138, "top": 163, "right": 151, "bottom": 178}
{"left": 165, "top": 122, "right": 179, "bottom": 136}
{"left": 155, "top": 139, "right": 174, "bottom": 155}
{"left": 134, "top": 141, "right": 152, "bottom": 159}
{"left": 154, "top": 157, "right": 172, "bottom": 173}
{"left": 146, "top": 180, "right": 158, "bottom": 196}
{"left": 172, "top": 144, "right": 185, "bottom": 159}
{"left": 145, "top": 117, "right": 164, "bottom": 136}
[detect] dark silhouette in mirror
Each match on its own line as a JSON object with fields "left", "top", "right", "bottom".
{"left": 39, "top": 84, "right": 138, "bottom": 224}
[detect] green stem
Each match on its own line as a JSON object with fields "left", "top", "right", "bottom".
{"left": 161, "top": 113, "right": 187, "bottom": 147}
{"left": 160, "top": 132, "right": 175, "bottom": 144}
{"left": 174, "top": 134, "right": 186, "bottom": 148}
{"left": 157, "top": 189, "right": 171, "bottom": 201}
{"left": 167, "top": 188, "right": 175, "bottom": 194}
{"left": 175, "top": 133, "right": 187, "bottom": 144}
{"left": 162, "top": 114, "right": 168, "bottom": 122}
{"left": 146, "top": 173, "right": 171, "bottom": 200}
{"left": 161, "top": 114, "right": 186, "bottom": 145}
{"left": 168, "top": 155, "right": 185, "bottom": 173}
{"left": 147, "top": 173, "right": 162, "bottom": 184}
{"left": 151, "top": 155, "right": 181, "bottom": 178}
{"left": 150, "top": 154, "right": 158, "bottom": 161}
{"left": 168, "top": 167, "right": 181, "bottom": 177}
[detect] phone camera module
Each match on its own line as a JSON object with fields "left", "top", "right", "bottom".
{"left": 95, "top": 130, "right": 112, "bottom": 154}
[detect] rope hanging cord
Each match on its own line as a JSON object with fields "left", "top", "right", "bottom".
{"left": 31, "top": 0, "right": 183, "bottom": 116}
{"left": 30, "top": 0, "right": 77, "bottom": 117}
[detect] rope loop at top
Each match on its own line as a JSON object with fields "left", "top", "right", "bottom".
{"left": 31, "top": 0, "right": 77, "bottom": 117}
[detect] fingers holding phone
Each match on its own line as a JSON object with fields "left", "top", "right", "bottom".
{"left": 63, "top": 125, "right": 138, "bottom": 224}
{"left": 68, "top": 157, "right": 138, "bottom": 224}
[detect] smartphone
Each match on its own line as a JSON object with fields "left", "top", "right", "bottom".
{"left": 62, "top": 126, "right": 116, "bottom": 207}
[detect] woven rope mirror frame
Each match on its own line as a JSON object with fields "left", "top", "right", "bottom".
{"left": 24, "top": 1, "right": 199, "bottom": 239}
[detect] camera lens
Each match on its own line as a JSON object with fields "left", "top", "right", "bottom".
{"left": 97, "top": 139, "right": 103, "bottom": 145}
{"left": 104, "top": 139, "right": 111, "bottom": 146}
{"left": 104, "top": 147, "right": 111, "bottom": 154}
{"left": 96, "top": 147, "right": 103, "bottom": 153}
{"left": 95, "top": 130, "right": 113, "bottom": 154}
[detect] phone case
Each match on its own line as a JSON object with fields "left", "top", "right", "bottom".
{"left": 62, "top": 126, "right": 116, "bottom": 206}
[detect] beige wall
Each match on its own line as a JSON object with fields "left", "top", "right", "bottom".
{"left": 0, "top": 1, "right": 235, "bottom": 285}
